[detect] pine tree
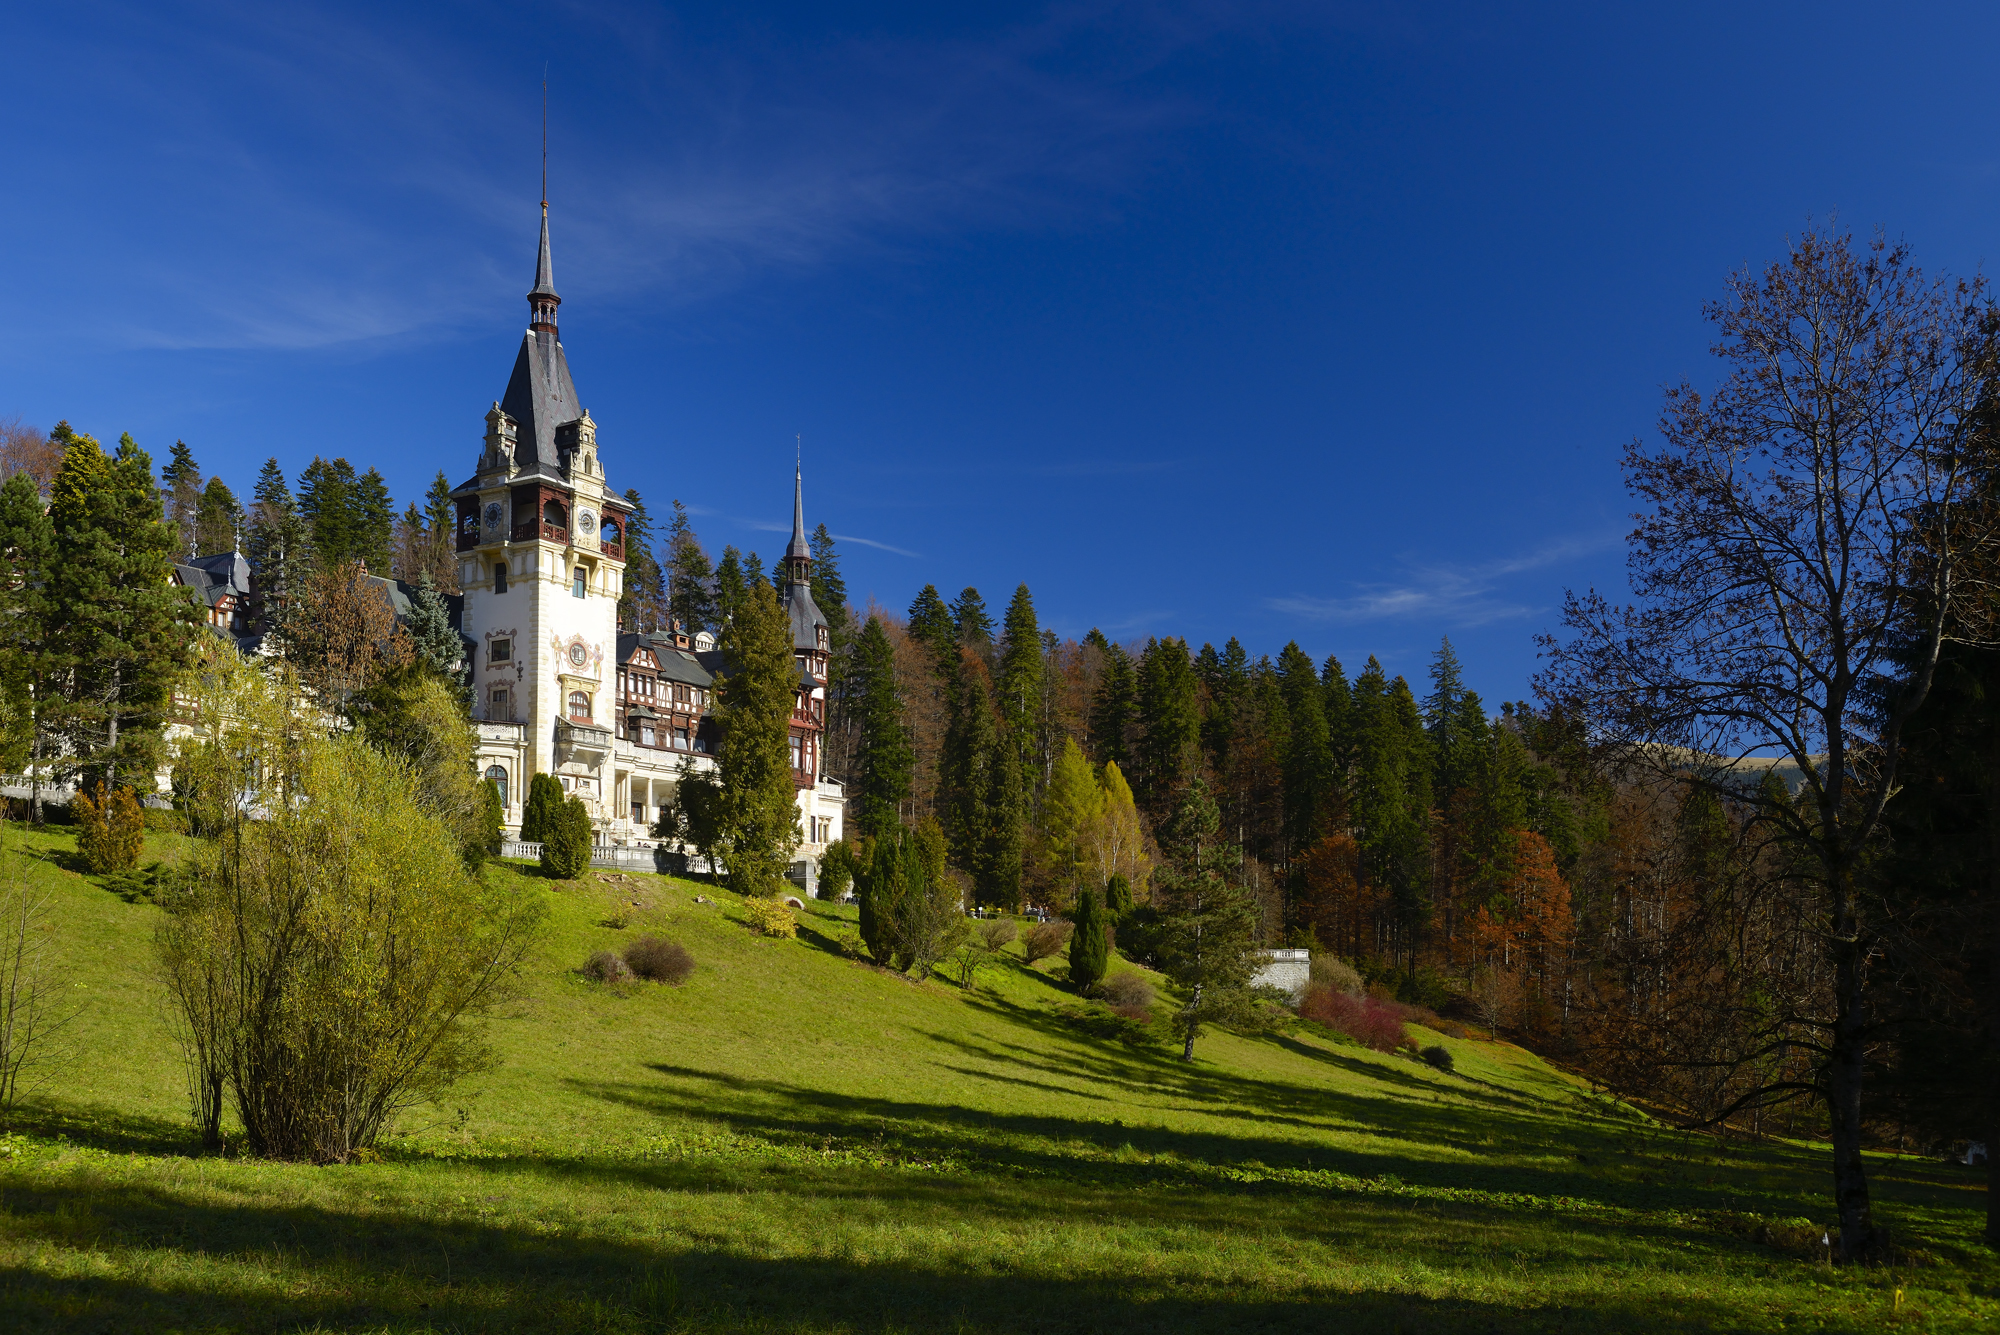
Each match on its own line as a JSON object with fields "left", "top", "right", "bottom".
{"left": 1137, "top": 637, "right": 1200, "bottom": 810}
{"left": 809, "top": 522, "right": 849, "bottom": 642}
{"left": 300, "top": 457, "right": 361, "bottom": 565}
{"left": 354, "top": 467, "right": 394, "bottom": 573}
{"left": 858, "top": 828, "right": 901, "bottom": 964}
{"left": 1089, "top": 638, "right": 1136, "bottom": 769}
{"left": 420, "top": 471, "right": 457, "bottom": 592}
{"left": 49, "top": 430, "right": 200, "bottom": 788}
{"left": 246, "top": 459, "right": 310, "bottom": 638}
{"left": 618, "top": 489, "right": 667, "bottom": 631}
{"left": 664, "top": 500, "right": 717, "bottom": 634}
{"left": 712, "top": 575, "right": 803, "bottom": 894}
{"left": 195, "top": 477, "right": 242, "bottom": 554}
{"left": 852, "top": 615, "right": 912, "bottom": 838}
{"left": 1069, "top": 888, "right": 1108, "bottom": 989}
{"left": 907, "top": 584, "right": 957, "bottom": 676}
{"left": 520, "top": 772, "right": 564, "bottom": 843}
{"left": 1321, "top": 654, "right": 1354, "bottom": 791}
{"left": 0, "top": 471, "right": 56, "bottom": 791}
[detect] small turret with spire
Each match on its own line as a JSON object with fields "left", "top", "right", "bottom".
{"left": 779, "top": 459, "right": 829, "bottom": 659}
{"left": 784, "top": 464, "right": 811, "bottom": 588}
{"left": 529, "top": 204, "right": 560, "bottom": 335}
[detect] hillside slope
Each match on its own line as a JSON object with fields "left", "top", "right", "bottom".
{"left": 1, "top": 823, "right": 1994, "bottom": 1333}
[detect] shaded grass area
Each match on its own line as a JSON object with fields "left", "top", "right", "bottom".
{"left": 1, "top": 824, "right": 1994, "bottom": 1332}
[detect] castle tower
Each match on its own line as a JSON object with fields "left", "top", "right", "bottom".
{"left": 452, "top": 202, "right": 629, "bottom": 831}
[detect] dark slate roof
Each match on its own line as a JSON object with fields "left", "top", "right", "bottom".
{"left": 175, "top": 551, "right": 250, "bottom": 609}
{"left": 499, "top": 330, "right": 580, "bottom": 483}
{"left": 626, "top": 632, "right": 716, "bottom": 687}
{"left": 782, "top": 581, "right": 828, "bottom": 653}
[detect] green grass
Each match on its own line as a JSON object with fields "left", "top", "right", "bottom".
{"left": 1, "top": 822, "right": 1994, "bottom": 1333}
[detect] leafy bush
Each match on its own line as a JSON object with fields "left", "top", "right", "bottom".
{"left": 540, "top": 795, "right": 592, "bottom": 879}
{"left": 744, "top": 896, "right": 797, "bottom": 938}
{"left": 623, "top": 935, "right": 695, "bottom": 985}
{"left": 1298, "top": 985, "right": 1410, "bottom": 1053}
{"left": 1020, "top": 919, "right": 1071, "bottom": 965}
{"left": 583, "top": 950, "right": 634, "bottom": 984}
{"left": 976, "top": 917, "right": 1018, "bottom": 951}
{"left": 74, "top": 783, "right": 144, "bottom": 873}
{"left": 1308, "top": 954, "right": 1364, "bottom": 997}
{"left": 1099, "top": 970, "right": 1155, "bottom": 1016}
{"left": 817, "top": 841, "right": 858, "bottom": 900}
{"left": 1421, "top": 1044, "right": 1454, "bottom": 1072}
{"left": 142, "top": 806, "right": 190, "bottom": 834}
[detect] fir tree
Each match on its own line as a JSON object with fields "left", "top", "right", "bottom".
{"left": 809, "top": 522, "right": 849, "bottom": 642}
{"left": 980, "top": 736, "right": 1024, "bottom": 909}
{"left": 1278, "top": 641, "right": 1332, "bottom": 858}
{"left": 195, "top": 477, "right": 242, "bottom": 555}
{"left": 713, "top": 546, "right": 748, "bottom": 629}
{"left": 906, "top": 584, "right": 957, "bottom": 676}
{"left": 1153, "top": 778, "right": 1258, "bottom": 1062}
{"left": 1137, "top": 637, "right": 1201, "bottom": 810}
{"left": 49, "top": 430, "right": 200, "bottom": 789}
{"left": 618, "top": 489, "right": 667, "bottom": 631}
{"left": 520, "top": 772, "right": 564, "bottom": 843}
{"left": 664, "top": 499, "right": 717, "bottom": 634}
{"left": 950, "top": 587, "right": 994, "bottom": 651}
{"left": 405, "top": 571, "right": 464, "bottom": 686}
{"left": 712, "top": 575, "right": 803, "bottom": 894}
{"left": 1321, "top": 654, "right": 1354, "bottom": 787}
{"left": 162, "top": 439, "right": 202, "bottom": 557}
{"left": 299, "top": 457, "right": 358, "bottom": 565}
{"left": 997, "top": 585, "right": 1043, "bottom": 772}
{"left": 246, "top": 458, "right": 310, "bottom": 638}
{"left": 852, "top": 615, "right": 913, "bottom": 839}
{"left": 940, "top": 656, "right": 997, "bottom": 874}
{"left": 0, "top": 471, "right": 56, "bottom": 795}
{"left": 1069, "top": 887, "right": 1109, "bottom": 989}
{"left": 354, "top": 467, "right": 394, "bottom": 573}
{"left": 1089, "top": 637, "right": 1137, "bottom": 769}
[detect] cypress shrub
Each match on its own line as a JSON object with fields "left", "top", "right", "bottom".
{"left": 520, "top": 773, "right": 564, "bottom": 844}
{"left": 1069, "top": 889, "right": 1108, "bottom": 990}
{"left": 1104, "top": 873, "right": 1132, "bottom": 919}
{"left": 75, "top": 783, "right": 145, "bottom": 873}
{"left": 540, "top": 795, "right": 593, "bottom": 879}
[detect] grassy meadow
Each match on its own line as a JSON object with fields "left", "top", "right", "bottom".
{"left": 0, "top": 821, "right": 1994, "bottom": 1333}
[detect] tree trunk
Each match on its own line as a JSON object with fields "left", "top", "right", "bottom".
{"left": 1827, "top": 894, "right": 1875, "bottom": 1262}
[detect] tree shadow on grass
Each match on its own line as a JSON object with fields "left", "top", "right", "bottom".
{"left": 0, "top": 1167, "right": 1798, "bottom": 1334}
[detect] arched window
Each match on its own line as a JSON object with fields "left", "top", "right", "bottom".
{"left": 568, "top": 691, "right": 591, "bottom": 721}
{"left": 483, "top": 765, "right": 508, "bottom": 808}
{"left": 543, "top": 498, "right": 568, "bottom": 528}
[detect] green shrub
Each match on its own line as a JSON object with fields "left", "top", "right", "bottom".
{"left": 976, "top": 917, "right": 1017, "bottom": 951}
{"left": 1021, "top": 919, "right": 1070, "bottom": 966}
{"left": 817, "top": 840, "right": 858, "bottom": 900}
{"left": 1421, "top": 1044, "right": 1454, "bottom": 1072}
{"left": 520, "top": 773, "right": 564, "bottom": 844}
{"left": 142, "top": 806, "right": 190, "bottom": 834}
{"left": 1100, "top": 970, "right": 1155, "bottom": 1015}
{"left": 1309, "top": 955, "right": 1364, "bottom": 998}
{"left": 74, "top": 783, "right": 144, "bottom": 873}
{"left": 1103, "top": 873, "right": 1132, "bottom": 918}
{"left": 540, "top": 795, "right": 592, "bottom": 879}
{"left": 1069, "top": 890, "right": 1108, "bottom": 989}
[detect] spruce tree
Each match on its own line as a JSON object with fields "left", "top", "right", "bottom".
{"left": 997, "top": 584, "right": 1043, "bottom": 770}
{"left": 49, "top": 430, "right": 199, "bottom": 789}
{"left": 809, "top": 522, "right": 849, "bottom": 642}
{"left": 246, "top": 458, "right": 311, "bottom": 638}
{"left": 299, "top": 457, "right": 357, "bottom": 564}
{"left": 981, "top": 737, "right": 1024, "bottom": 909}
{"left": 1089, "top": 638, "right": 1136, "bottom": 769}
{"left": 520, "top": 772, "right": 564, "bottom": 843}
{"left": 195, "top": 477, "right": 242, "bottom": 554}
{"left": 1278, "top": 641, "right": 1332, "bottom": 858}
{"left": 354, "top": 467, "right": 394, "bottom": 573}
{"left": 1137, "top": 637, "right": 1201, "bottom": 810}
{"left": 713, "top": 546, "right": 748, "bottom": 629}
{"left": 618, "top": 489, "right": 667, "bottom": 631}
{"left": 1321, "top": 654, "right": 1354, "bottom": 789}
{"left": 405, "top": 571, "right": 464, "bottom": 686}
{"left": 1154, "top": 778, "right": 1258, "bottom": 1061}
{"left": 663, "top": 499, "right": 718, "bottom": 634}
{"left": 950, "top": 586, "right": 994, "bottom": 652}
{"left": 0, "top": 471, "right": 56, "bottom": 793}
{"left": 1069, "top": 887, "right": 1108, "bottom": 989}
{"left": 940, "top": 658, "right": 997, "bottom": 874}
{"left": 712, "top": 575, "right": 802, "bottom": 894}
{"left": 162, "top": 439, "right": 202, "bottom": 557}
{"left": 852, "top": 615, "right": 912, "bottom": 838}
{"left": 907, "top": 584, "right": 955, "bottom": 669}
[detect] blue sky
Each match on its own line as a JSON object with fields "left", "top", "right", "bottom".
{"left": 8, "top": 1, "right": 2000, "bottom": 706}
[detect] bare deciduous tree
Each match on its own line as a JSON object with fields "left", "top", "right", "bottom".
{"left": 0, "top": 418, "right": 58, "bottom": 496}
{"left": 1540, "top": 226, "right": 1995, "bottom": 1260}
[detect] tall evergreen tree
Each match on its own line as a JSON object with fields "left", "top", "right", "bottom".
{"left": 195, "top": 477, "right": 242, "bottom": 555}
{"left": 1069, "top": 887, "right": 1109, "bottom": 989}
{"left": 404, "top": 572, "right": 464, "bottom": 687}
{"left": 711, "top": 575, "right": 803, "bottom": 894}
{"left": 809, "top": 523, "right": 849, "bottom": 643}
{"left": 1154, "top": 778, "right": 1258, "bottom": 1061}
{"left": 713, "top": 546, "right": 748, "bottom": 629}
{"left": 1137, "top": 637, "right": 1201, "bottom": 810}
{"left": 950, "top": 586, "right": 994, "bottom": 652}
{"left": 1089, "top": 638, "right": 1137, "bottom": 769}
{"left": 162, "top": 439, "right": 202, "bottom": 557}
{"left": 0, "top": 470, "right": 56, "bottom": 799}
{"left": 246, "top": 458, "right": 310, "bottom": 638}
{"left": 997, "top": 584, "right": 1043, "bottom": 775}
{"left": 907, "top": 584, "right": 957, "bottom": 677}
{"left": 663, "top": 499, "right": 717, "bottom": 634}
{"left": 299, "top": 457, "right": 358, "bottom": 566}
{"left": 981, "top": 736, "right": 1025, "bottom": 908}
{"left": 1426, "top": 638, "right": 1484, "bottom": 798}
{"left": 1277, "top": 641, "right": 1332, "bottom": 859}
{"left": 618, "top": 489, "right": 667, "bottom": 631}
{"left": 852, "top": 615, "right": 913, "bottom": 838}
{"left": 940, "top": 656, "right": 997, "bottom": 874}
{"left": 49, "top": 430, "right": 200, "bottom": 788}
{"left": 353, "top": 467, "right": 394, "bottom": 573}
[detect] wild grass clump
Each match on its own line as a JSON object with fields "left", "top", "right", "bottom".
{"left": 623, "top": 935, "right": 695, "bottom": 984}
{"left": 976, "top": 918, "right": 1018, "bottom": 951}
{"left": 1099, "top": 970, "right": 1155, "bottom": 1017}
{"left": 582, "top": 950, "right": 634, "bottom": 984}
{"left": 1299, "top": 985, "right": 1410, "bottom": 1053}
{"left": 1020, "top": 919, "right": 1071, "bottom": 966}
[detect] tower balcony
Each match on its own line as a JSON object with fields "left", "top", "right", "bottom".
{"left": 557, "top": 719, "right": 612, "bottom": 762}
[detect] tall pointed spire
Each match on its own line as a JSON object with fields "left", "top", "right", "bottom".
{"left": 785, "top": 456, "right": 811, "bottom": 585}
{"left": 528, "top": 204, "right": 560, "bottom": 334}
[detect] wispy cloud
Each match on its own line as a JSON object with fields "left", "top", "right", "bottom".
{"left": 832, "top": 533, "right": 924, "bottom": 559}
{"left": 1266, "top": 535, "right": 1618, "bottom": 628}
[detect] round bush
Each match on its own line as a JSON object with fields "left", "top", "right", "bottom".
{"left": 583, "top": 950, "right": 634, "bottom": 984}
{"left": 1100, "top": 970, "right": 1155, "bottom": 1014}
{"left": 1421, "top": 1044, "right": 1454, "bottom": 1072}
{"left": 624, "top": 935, "right": 695, "bottom": 985}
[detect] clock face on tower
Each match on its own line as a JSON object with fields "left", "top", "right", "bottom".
{"left": 484, "top": 502, "right": 503, "bottom": 532}
{"left": 576, "top": 508, "right": 597, "bottom": 534}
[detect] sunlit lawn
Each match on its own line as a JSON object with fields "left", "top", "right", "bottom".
{"left": 1, "top": 822, "right": 1993, "bottom": 1332}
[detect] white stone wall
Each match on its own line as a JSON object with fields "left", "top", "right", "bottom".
{"left": 1252, "top": 948, "right": 1311, "bottom": 1002}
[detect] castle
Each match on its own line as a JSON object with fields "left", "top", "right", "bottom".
{"left": 448, "top": 201, "right": 845, "bottom": 879}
